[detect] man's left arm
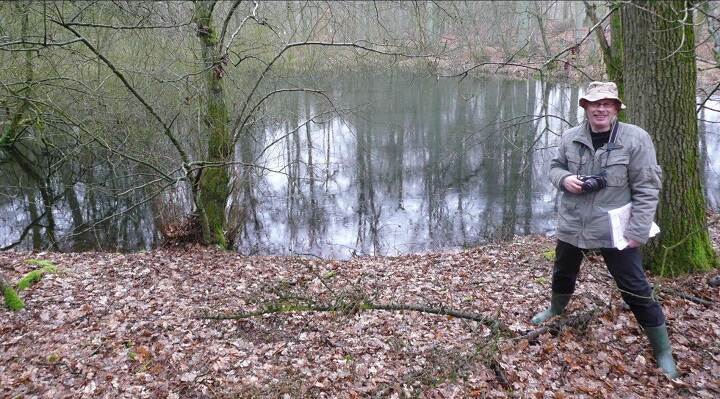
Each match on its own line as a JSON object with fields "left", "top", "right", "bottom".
{"left": 625, "top": 131, "right": 663, "bottom": 246}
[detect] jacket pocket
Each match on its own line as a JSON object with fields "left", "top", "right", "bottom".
{"left": 558, "top": 194, "right": 581, "bottom": 233}
{"left": 603, "top": 152, "right": 629, "bottom": 187}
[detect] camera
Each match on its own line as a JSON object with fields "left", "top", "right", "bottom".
{"left": 578, "top": 172, "right": 607, "bottom": 193}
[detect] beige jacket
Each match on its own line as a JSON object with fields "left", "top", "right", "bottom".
{"left": 549, "top": 121, "right": 662, "bottom": 249}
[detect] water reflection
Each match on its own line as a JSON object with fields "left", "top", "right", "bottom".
{"left": 1, "top": 74, "right": 719, "bottom": 257}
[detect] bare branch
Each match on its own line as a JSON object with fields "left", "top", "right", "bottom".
{"left": 232, "top": 88, "right": 327, "bottom": 144}
{"left": 543, "top": 6, "right": 614, "bottom": 68}
{"left": 223, "top": 2, "right": 260, "bottom": 58}
{"left": 0, "top": 209, "right": 49, "bottom": 251}
{"left": 0, "top": 38, "right": 84, "bottom": 51}
{"left": 50, "top": 19, "right": 193, "bottom": 171}
{"left": 62, "top": 21, "right": 192, "bottom": 30}
{"left": 219, "top": 0, "right": 245, "bottom": 48}
{"left": 697, "top": 81, "right": 720, "bottom": 113}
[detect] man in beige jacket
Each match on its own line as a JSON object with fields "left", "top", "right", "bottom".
{"left": 532, "top": 82, "right": 678, "bottom": 378}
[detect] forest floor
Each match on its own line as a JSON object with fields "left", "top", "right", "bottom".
{"left": 2, "top": 220, "right": 720, "bottom": 398}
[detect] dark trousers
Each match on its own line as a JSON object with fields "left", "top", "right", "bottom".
{"left": 551, "top": 240, "right": 665, "bottom": 327}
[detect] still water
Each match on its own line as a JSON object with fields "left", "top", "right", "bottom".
{"left": 2, "top": 74, "right": 719, "bottom": 257}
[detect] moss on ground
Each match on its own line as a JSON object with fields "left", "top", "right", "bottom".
{"left": 2, "top": 284, "right": 24, "bottom": 311}
{"left": 16, "top": 259, "right": 58, "bottom": 291}
{"left": 542, "top": 249, "right": 555, "bottom": 261}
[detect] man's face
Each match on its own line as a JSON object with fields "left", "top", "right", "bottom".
{"left": 585, "top": 99, "right": 619, "bottom": 132}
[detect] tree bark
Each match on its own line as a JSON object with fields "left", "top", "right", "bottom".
{"left": 622, "top": 1, "right": 718, "bottom": 275}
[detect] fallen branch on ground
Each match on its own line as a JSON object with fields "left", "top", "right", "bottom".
{"left": 661, "top": 287, "right": 715, "bottom": 307}
{"left": 197, "top": 301, "right": 509, "bottom": 334}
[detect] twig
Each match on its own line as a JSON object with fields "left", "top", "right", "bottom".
{"left": 489, "top": 358, "right": 510, "bottom": 389}
{"left": 660, "top": 286, "right": 715, "bottom": 307}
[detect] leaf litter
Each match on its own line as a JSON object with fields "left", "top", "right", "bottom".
{"left": 1, "top": 232, "right": 719, "bottom": 398}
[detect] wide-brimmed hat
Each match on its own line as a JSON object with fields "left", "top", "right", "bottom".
{"left": 579, "top": 81, "right": 626, "bottom": 109}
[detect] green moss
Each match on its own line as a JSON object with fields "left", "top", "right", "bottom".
{"left": 2, "top": 284, "right": 25, "bottom": 311}
{"left": 25, "top": 259, "right": 56, "bottom": 269}
{"left": 215, "top": 224, "right": 227, "bottom": 250}
{"left": 206, "top": 29, "right": 219, "bottom": 46}
{"left": 16, "top": 260, "right": 58, "bottom": 291}
{"left": 267, "top": 300, "right": 312, "bottom": 313}
{"left": 542, "top": 249, "right": 555, "bottom": 261}
{"left": 534, "top": 276, "right": 549, "bottom": 284}
{"left": 654, "top": 236, "right": 718, "bottom": 277}
{"left": 199, "top": 167, "right": 230, "bottom": 246}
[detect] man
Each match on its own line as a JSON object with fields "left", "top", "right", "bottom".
{"left": 532, "top": 81, "right": 678, "bottom": 378}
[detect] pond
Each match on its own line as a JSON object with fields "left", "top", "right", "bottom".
{"left": 2, "top": 74, "right": 719, "bottom": 257}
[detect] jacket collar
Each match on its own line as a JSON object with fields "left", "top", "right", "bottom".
{"left": 572, "top": 121, "right": 625, "bottom": 153}
{"left": 571, "top": 121, "right": 594, "bottom": 151}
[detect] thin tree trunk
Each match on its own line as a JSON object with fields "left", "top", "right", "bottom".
{"left": 25, "top": 188, "right": 42, "bottom": 250}
{"left": 194, "top": 2, "right": 232, "bottom": 247}
{"left": 584, "top": 1, "right": 623, "bottom": 99}
{"left": 533, "top": 3, "right": 552, "bottom": 57}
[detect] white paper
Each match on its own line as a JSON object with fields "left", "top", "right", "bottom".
{"left": 607, "top": 202, "right": 660, "bottom": 250}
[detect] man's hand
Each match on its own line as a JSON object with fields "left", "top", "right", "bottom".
{"left": 626, "top": 239, "right": 641, "bottom": 248}
{"left": 562, "top": 175, "right": 584, "bottom": 194}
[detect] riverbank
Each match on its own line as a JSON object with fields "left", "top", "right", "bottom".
{"left": 2, "top": 228, "right": 720, "bottom": 398}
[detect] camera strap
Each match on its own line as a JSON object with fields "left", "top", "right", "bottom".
{"left": 578, "top": 120, "right": 620, "bottom": 173}
{"left": 606, "top": 120, "right": 620, "bottom": 150}
{"left": 602, "top": 121, "right": 621, "bottom": 168}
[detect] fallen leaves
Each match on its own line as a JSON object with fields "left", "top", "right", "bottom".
{"left": 0, "top": 235, "right": 719, "bottom": 397}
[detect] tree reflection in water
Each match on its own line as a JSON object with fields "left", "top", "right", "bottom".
{"left": 2, "top": 75, "right": 719, "bottom": 257}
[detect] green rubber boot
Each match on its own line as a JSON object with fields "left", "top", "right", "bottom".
{"left": 645, "top": 324, "right": 679, "bottom": 378}
{"left": 531, "top": 293, "right": 571, "bottom": 325}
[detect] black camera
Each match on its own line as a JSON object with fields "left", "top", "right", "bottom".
{"left": 578, "top": 172, "right": 607, "bottom": 193}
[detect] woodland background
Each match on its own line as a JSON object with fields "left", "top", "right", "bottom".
{"left": 2, "top": 1, "right": 720, "bottom": 397}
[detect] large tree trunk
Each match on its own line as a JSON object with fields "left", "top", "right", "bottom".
{"left": 194, "top": 1, "right": 232, "bottom": 247}
{"left": 622, "top": 1, "right": 718, "bottom": 275}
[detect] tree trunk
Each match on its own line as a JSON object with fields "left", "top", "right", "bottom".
{"left": 25, "top": 188, "right": 42, "bottom": 250}
{"left": 622, "top": 1, "right": 718, "bottom": 275}
{"left": 608, "top": 3, "right": 623, "bottom": 87}
{"left": 533, "top": 3, "right": 552, "bottom": 57}
{"left": 194, "top": 1, "right": 232, "bottom": 247}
